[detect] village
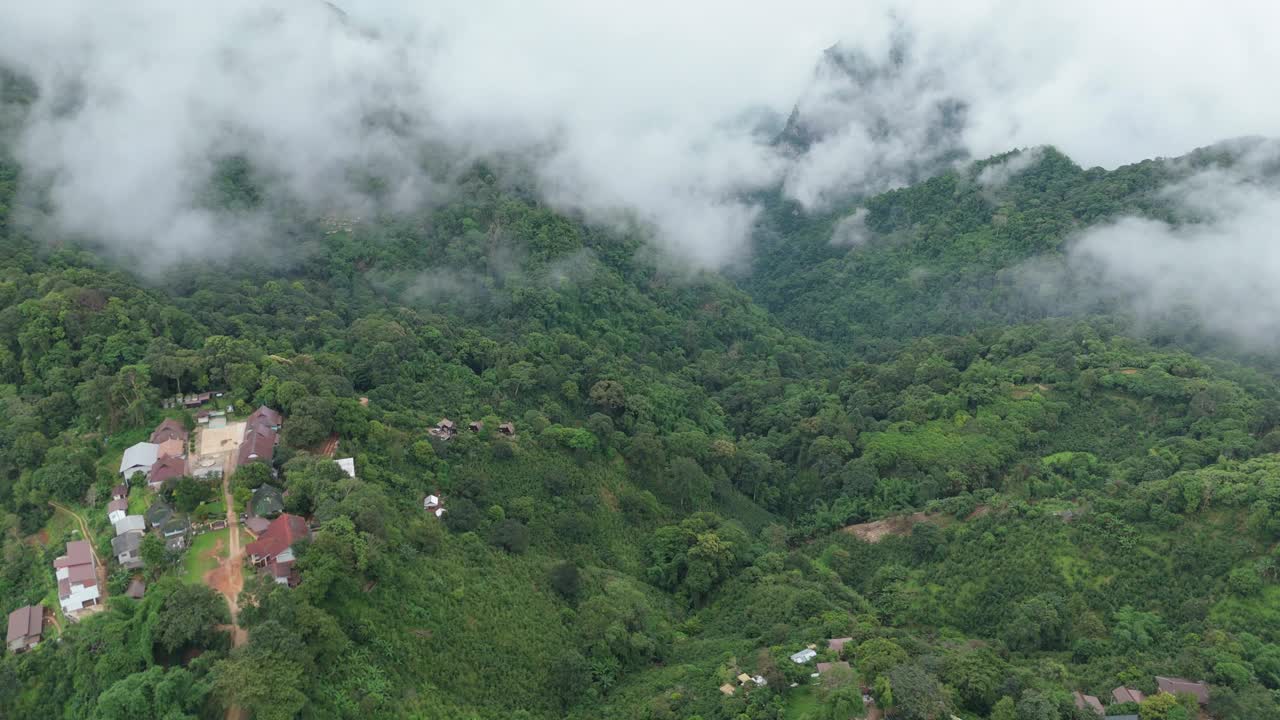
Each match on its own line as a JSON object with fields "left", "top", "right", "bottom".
{"left": 6, "top": 398, "right": 514, "bottom": 659}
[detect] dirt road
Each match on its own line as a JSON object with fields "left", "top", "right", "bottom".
{"left": 219, "top": 463, "right": 248, "bottom": 720}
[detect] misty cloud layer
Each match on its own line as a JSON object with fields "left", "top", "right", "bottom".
{"left": 1069, "top": 142, "right": 1280, "bottom": 349}
{"left": 2, "top": 1, "right": 1279, "bottom": 271}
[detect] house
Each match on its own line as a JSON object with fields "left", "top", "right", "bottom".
{"left": 469, "top": 421, "right": 484, "bottom": 432}
{"left": 816, "top": 661, "right": 852, "bottom": 675}
{"left": 1112, "top": 687, "right": 1146, "bottom": 705}
{"left": 159, "top": 516, "right": 190, "bottom": 551}
{"left": 428, "top": 418, "right": 457, "bottom": 439}
{"left": 335, "top": 457, "right": 356, "bottom": 479}
{"left": 247, "top": 405, "right": 283, "bottom": 432}
{"left": 238, "top": 425, "right": 277, "bottom": 466}
{"left": 111, "top": 531, "right": 143, "bottom": 568}
{"left": 1155, "top": 677, "right": 1209, "bottom": 705}
{"left": 111, "top": 484, "right": 129, "bottom": 501}
{"left": 736, "top": 673, "right": 751, "bottom": 684}
{"left": 423, "top": 494, "right": 446, "bottom": 517}
{"left": 119, "top": 442, "right": 159, "bottom": 480}
{"left": 125, "top": 579, "right": 146, "bottom": 599}
{"left": 359, "top": 397, "right": 369, "bottom": 407}
{"left": 499, "top": 422, "right": 516, "bottom": 436}
{"left": 55, "top": 540, "right": 101, "bottom": 617}
{"left": 246, "top": 514, "right": 310, "bottom": 586}
{"left": 828, "top": 637, "right": 852, "bottom": 654}
{"left": 789, "top": 648, "right": 817, "bottom": 664}
{"left": 148, "top": 455, "right": 187, "bottom": 490}
{"left": 149, "top": 418, "right": 188, "bottom": 445}
{"left": 719, "top": 683, "right": 735, "bottom": 696}
{"left": 107, "top": 498, "right": 128, "bottom": 525}
{"left": 113, "top": 514, "right": 146, "bottom": 536}
{"left": 251, "top": 484, "right": 285, "bottom": 518}
{"left": 1073, "top": 691, "right": 1104, "bottom": 716}
{"left": 6, "top": 605, "right": 42, "bottom": 653}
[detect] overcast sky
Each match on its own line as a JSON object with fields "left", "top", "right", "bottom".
{"left": 1, "top": 0, "right": 1278, "bottom": 269}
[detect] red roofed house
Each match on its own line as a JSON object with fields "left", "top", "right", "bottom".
{"left": 55, "top": 540, "right": 101, "bottom": 618}
{"left": 148, "top": 455, "right": 187, "bottom": 490}
{"left": 1155, "top": 677, "right": 1209, "bottom": 705}
{"left": 828, "top": 637, "right": 852, "bottom": 655}
{"left": 1112, "top": 687, "right": 1145, "bottom": 705}
{"left": 150, "top": 418, "right": 188, "bottom": 445}
{"left": 6, "top": 605, "right": 42, "bottom": 653}
{"left": 245, "top": 514, "right": 310, "bottom": 586}
{"left": 816, "top": 661, "right": 852, "bottom": 676}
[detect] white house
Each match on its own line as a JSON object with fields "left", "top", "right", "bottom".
{"left": 335, "top": 457, "right": 356, "bottom": 478}
{"left": 106, "top": 498, "right": 128, "bottom": 525}
{"left": 113, "top": 514, "right": 145, "bottom": 535}
{"left": 55, "top": 541, "right": 101, "bottom": 617}
{"left": 119, "top": 442, "right": 159, "bottom": 480}
{"left": 789, "top": 648, "right": 817, "bottom": 664}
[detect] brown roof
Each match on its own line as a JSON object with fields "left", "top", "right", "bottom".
{"left": 499, "top": 422, "right": 515, "bottom": 434}
{"left": 238, "top": 425, "right": 277, "bottom": 466}
{"left": 245, "top": 514, "right": 309, "bottom": 561}
{"left": 248, "top": 405, "right": 283, "bottom": 428}
{"left": 7, "top": 605, "right": 41, "bottom": 643}
{"left": 816, "top": 661, "right": 851, "bottom": 675}
{"left": 112, "top": 483, "right": 129, "bottom": 499}
{"left": 156, "top": 437, "right": 185, "bottom": 459}
{"left": 150, "top": 418, "right": 188, "bottom": 444}
{"left": 66, "top": 562, "right": 96, "bottom": 584}
{"left": 65, "top": 540, "right": 93, "bottom": 566}
{"left": 828, "top": 637, "right": 852, "bottom": 653}
{"left": 125, "top": 579, "right": 146, "bottom": 599}
{"left": 438, "top": 418, "right": 455, "bottom": 429}
{"left": 245, "top": 516, "right": 271, "bottom": 535}
{"left": 1155, "top": 677, "right": 1209, "bottom": 704}
{"left": 1112, "top": 687, "right": 1146, "bottom": 705}
{"left": 149, "top": 455, "right": 187, "bottom": 486}
{"left": 1073, "top": 691, "right": 1104, "bottom": 715}
{"left": 107, "top": 498, "right": 128, "bottom": 514}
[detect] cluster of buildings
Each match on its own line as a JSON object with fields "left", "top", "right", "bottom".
{"left": 107, "top": 484, "right": 147, "bottom": 568}
{"left": 119, "top": 418, "right": 190, "bottom": 490}
{"left": 1075, "top": 678, "right": 1210, "bottom": 717}
{"left": 428, "top": 418, "right": 515, "bottom": 440}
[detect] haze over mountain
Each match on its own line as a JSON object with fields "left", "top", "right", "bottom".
{"left": 4, "top": 4, "right": 1280, "bottom": 720}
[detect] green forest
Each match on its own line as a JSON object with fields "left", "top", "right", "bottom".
{"left": 2, "top": 71, "right": 1280, "bottom": 720}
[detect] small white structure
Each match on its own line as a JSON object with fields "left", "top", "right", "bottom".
{"left": 113, "top": 515, "right": 146, "bottom": 535}
{"left": 119, "top": 442, "right": 159, "bottom": 479}
{"left": 789, "top": 648, "right": 817, "bottom": 664}
{"left": 335, "top": 457, "right": 356, "bottom": 478}
{"left": 752, "top": 675, "right": 768, "bottom": 686}
{"left": 106, "top": 498, "right": 128, "bottom": 525}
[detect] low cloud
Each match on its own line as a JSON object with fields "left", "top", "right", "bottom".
{"left": 976, "top": 147, "right": 1045, "bottom": 192}
{"left": 830, "top": 208, "right": 871, "bottom": 246}
{"left": 1, "top": 1, "right": 1279, "bottom": 272}
{"left": 1067, "top": 141, "right": 1280, "bottom": 348}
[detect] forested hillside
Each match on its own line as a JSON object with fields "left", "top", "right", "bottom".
{"left": 1, "top": 70, "right": 1280, "bottom": 720}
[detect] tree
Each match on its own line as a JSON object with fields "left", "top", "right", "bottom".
{"left": 1139, "top": 692, "right": 1182, "bottom": 720}
{"left": 32, "top": 462, "right": 92, "bottom": 503}
{"left": 171, "top": 476, "right": 209, "bottom": 513}
{"left": 589, "top": 380, "right": 626, "bottom": 414}
{"left": 489, "top": 519, "right": 531, "bottom": 553}
{"left": 212, "top": 651, "right": 307, "bottom": 720}
{"left": 990, "top": 696, "right": 1016, "bottom": 720}
{"left": 141, "top": 533, "right": 169, "bottom": 571}
{"left": 549, "top": 561, "right": 581, "bottom": 602}
{"left": 856, "top": 638, "right": 909, "bottom": 682}
{"left": 154, "top": 583, "right": 231, "bottom": 654}
{"left": 888, "top": 664, "right": 948, "bottom": 720}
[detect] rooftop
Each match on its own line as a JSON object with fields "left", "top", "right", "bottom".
{"left": 6, "top": 605, "right": 41, "bottom": 643}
